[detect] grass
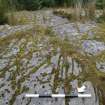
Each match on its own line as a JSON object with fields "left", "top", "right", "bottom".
{"left": 54, "top": 8, "right": 105, "bottom": 23}
{"left": 48, "top": 26, "right": 105, "bottom": 105}
{"left": 53, "top": 8, "right": 73, "bottom": 20}
{"left": 92, "top": 23, "right": 105, "bottom": 42}
{"left": 53, "top": 8, "right": 87, "bottom": 22}
{"left": 41, "top": 25, "right": 105, "bottom": 91}
{"left": 7, "top": 11, "right": 36, "bottom": 25}
{"left": 1, "top": 14, "right": 105, "bottom": 105}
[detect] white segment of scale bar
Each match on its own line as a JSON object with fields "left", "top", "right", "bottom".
{"left": 25, "top": 94, "right": 39, "bottom": 97}
{"left": 52, "top": 94, "right": 65, "bottom": 97}
{"left": 78, "top": 94, "right": 92, "bottom": 97}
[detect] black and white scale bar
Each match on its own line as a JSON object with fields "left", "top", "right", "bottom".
{"left": 25, "top": 94, "right": 91, "bottom": 98}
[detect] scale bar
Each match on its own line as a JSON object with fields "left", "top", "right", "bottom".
{"left": 25, "top": 94, "right": 91, "bottom": 98}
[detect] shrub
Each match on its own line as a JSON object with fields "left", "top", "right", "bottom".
{"left": 0, "top": 0, "right": 8, "bottom": 24}
{"left": 0, "top": 10, "right": 7, "bottom": 24}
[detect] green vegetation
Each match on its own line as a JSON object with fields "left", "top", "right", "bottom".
{"left": 0, "top": 0, "right": 105, "bottom": 105}
{"left": 0, "top": 19, "right": 105, "bottom": 104}
{"left": 0, "top": 0, "right": 8, "bottom": 24}
{"left": 48, "top": 24, "right": 105, "bottom": 104}
{"left": 0, "top": 0, "right": 105, "bottom": 24}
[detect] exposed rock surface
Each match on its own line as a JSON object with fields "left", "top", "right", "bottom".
{"left": 82, "top": 40, "right": 105, "bottom": 55}
{"left": 0, "top": 24, "right": 33, "bottom": 38}
{"left": 96, "top": 62, "right": 105, "bottom": 72}
{"left": 0, "top": 10, "right": 104, "bottom": 105}
{"left": 69, "top": 81, "right": 99, "bottom": 105}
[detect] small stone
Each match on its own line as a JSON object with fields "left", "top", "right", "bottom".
{"left": 12, "top": 47, "right": 20, "bottom": 55}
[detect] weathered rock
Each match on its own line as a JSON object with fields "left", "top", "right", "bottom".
{"left": 69, "top": 81, "right": 99, "bottom": 105}
{"left": 78, "top": 22, "right": 96, "bottom": 33}
{"left": 67, "top": 57, "right": 82, "bottom": 76}
{"left": 51, "top": 53, "right": 60, "bottom": 69}
{"left": 0, "top": 10, "right": 100, "bottom": 105}
{"left": 12, "top": 46, "right": 20, "bottom": 55}
{"left": 82, "top": 40, "right": 105, "bottom": 55}
{"left": 96, "top": 62, "right": 105, "bottom": 73}
{"left": 0, "top": 24, "right": 33, "bottom": 38}
{"left": 0, "top": 59, "right": 9, "bottom": 70}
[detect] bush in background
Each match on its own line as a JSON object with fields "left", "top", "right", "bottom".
{"left": 0, "top": 0, "right": 8, "bottom": 24}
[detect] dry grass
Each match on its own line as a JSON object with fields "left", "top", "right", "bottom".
{"left": 6, "top": 11, "right": 36, "bottom": 25}
{"left": 1, "top": 11, "right": 105, "bottom": 104}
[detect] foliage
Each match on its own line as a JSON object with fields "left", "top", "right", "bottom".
{"left": 0, "top": 0, "right": 105, "bottom": 24}
{"left": 96, "top": 0, "right": 105, "bottom": 9}
{"left": 0, "top": 0, "right": 17, "bottom": 24}
{"left": 0, "top": 0, "right": 8, "bottom": 24}
{"left": 1, "top": 0, "right": 104, "bottom": 11}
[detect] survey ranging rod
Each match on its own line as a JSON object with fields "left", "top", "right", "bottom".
{"left": 25, "top": 85, "right": 92, "bottom": 98}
